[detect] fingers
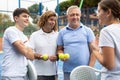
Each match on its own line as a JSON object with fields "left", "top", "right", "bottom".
{"left": 49, "top": 55, "right": 57, "bottom": 62}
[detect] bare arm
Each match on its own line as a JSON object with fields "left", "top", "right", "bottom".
{"left": 94, "top": 47, "right": 115, "bottom": 70}
{"left": 49, "top": 54, "right": 58, "bottom": 62}
{"left": 57, "top": 45, "right": 65, "bottom": 61}
{"left": 88, "top": 41, "right": 96, "bottom": 67}
{"left": 92, "top": 35, "right": 115, "bottom": 70}
{"left": 57, "top": 45, "right": 64, "bottom": 54}
{"left": 13, "top": 40, "right": 35, "bottom": 60}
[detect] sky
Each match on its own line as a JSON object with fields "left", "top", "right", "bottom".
{"left": 0, "top": 0, "right": 67, "bottom": 12}
{"left": 0, "top": 0, "right": 66, "bottom": 21}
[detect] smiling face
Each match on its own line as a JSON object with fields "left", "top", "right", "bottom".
{"left": 45, "top": 16, "right": 57, "bottom": 31}
{"left": 42, "top": 15, "right": 57, "bottom": 33}
{"left": 67, "top": 8, "right": 81, "bottom": 29}
{"left": 97, "top": 0, "right": 120, "bottom": 26}
{"left": 38, "top": 11, "right": 58, "bottom": 32}
{"left": 16, "top": 13, "right": 29, "bottom": 27}
{"left": 15, "top": 13, "right": 29, "bottom": 28}
{"left": 97, "top": 5, "right": 109, "bottom": 25}
{"left": 13, "top": 8, "right": 30, "bottom": 31}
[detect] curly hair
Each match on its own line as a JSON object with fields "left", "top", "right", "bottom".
{"left": 37, "top": 11, "right": 58, "bottom": 31}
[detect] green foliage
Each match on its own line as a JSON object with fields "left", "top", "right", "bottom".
{"left": 0, "top": 33, "right": 3, "bottom": 37}
{"left": 55, "top": 0, "right": 101, "bottom": 13}
{"left": 0, "top": 13, "right": 14, "bottom": 33}
{"left": 59, "top": 1, "right": 72, "bottom": 11}
{"left": 69, "top": 0, "right": 80, "bottom": 6}
{"left": 28, "top": 3, "right": 44, "bottom": 24}
{"left": 83, "top": 0, "right": 100, "bottom": 8}
{"left": 23, "top": 24, "right": 38, "bottom": 36}
{"left": 71, "top": 0, "right": 100, "bottom": 7}
{"left": 28, "top": 4, "right": 39, "bottom": 14}
{"left": 55, "top": 0, "right": 72, "bottom": 14}
{"left": 28, "top": 4, "right": 39, "bottom": 24}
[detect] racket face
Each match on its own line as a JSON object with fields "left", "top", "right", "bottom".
{"left": 70, "top": 66, "right": 97, "bottom": 80}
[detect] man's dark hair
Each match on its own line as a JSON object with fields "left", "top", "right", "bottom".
{"left": 13, "top": 8, "right": 30, "bottom": 17}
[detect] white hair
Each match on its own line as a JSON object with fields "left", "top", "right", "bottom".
{"left": 66, "top": 5, "right": 81, "bottom": 15}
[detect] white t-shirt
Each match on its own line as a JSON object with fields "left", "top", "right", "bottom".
{"left": 99, "top": 23, "right": 120, "bottom": 80}
{"left": 2, "top": 26, "right": 28, "bottom": 77}
{"left": 29, "top": 29, "right": 58, "bottom": 75}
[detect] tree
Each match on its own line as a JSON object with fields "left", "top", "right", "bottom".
{"left": 69, "top": 0, "right": 100, "bottom": 8}
{"left": 28, "top": 3, "right": 44, "bottom": 24}
{"left": 55, "top": 0, "right": 101, "bottom": 13}
{"left": 24, "top": 24, "right": 38, "bottom": 37}
{"left": 55, "top": 0, "right": 72, "bottom": 14}
{"left": 83, "top": 0, "right": 100, "bottom": 8}
{"left": 0, "top": 13, "right": 14, "bottom": 33}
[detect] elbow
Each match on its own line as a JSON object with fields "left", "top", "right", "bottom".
{"left": 29, "top": 56, "right": 35, "bottom": 60}
{"left": 104, "top": 64, "right": 115, "bottom": 70}
{"left": 27, "top": 57, "right": 34, "bottom": 60}
{"left": 26, "top": 54, "right": 35, "bottom": 60}
{"left": 107, "top": 66, "right": 114, "bottom": 70}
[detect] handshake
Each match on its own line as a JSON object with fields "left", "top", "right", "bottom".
{"left": 58, "top": 53, "right": 70, "bottom": 60}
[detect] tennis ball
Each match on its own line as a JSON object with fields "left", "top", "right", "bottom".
{"left": 58, "top": 53, "right": 64, "bottom": 59}
{"left": 64, "top": 53, "right": 70, "bottom": 59}
{"left": 42, "top": 54, "right": 48, "bottom": 60}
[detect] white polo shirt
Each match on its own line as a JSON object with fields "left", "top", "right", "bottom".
{"left": 29, "top": 29, "right": 58, "bottom": 75}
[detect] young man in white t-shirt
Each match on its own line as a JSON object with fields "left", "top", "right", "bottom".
{"left": 1, "top": 8, "right": 41, "bottom": 80}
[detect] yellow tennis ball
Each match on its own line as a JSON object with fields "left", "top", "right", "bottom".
{"left": 58, "top": 53, "right": 64, "bottom": 59}
{"left": 64, "top": 53, "right": 70, "bottom": 59}
{"left": 42, "top": 54, "right": 48, "bottom": 60}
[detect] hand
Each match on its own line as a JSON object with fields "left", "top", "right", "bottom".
{"left": 95, "top": 34, "right": 99, "bottom": 46}
{"left": 49, "top": 55, "right": 57, "bottom": 62}
{"left": 34, "top": 53, "right": 42, "bottom": 59}
{"left": 91, "top": 34, "right": 99, "bottom": 51}
{"left": 60, "top": 58, "right": 69, "bottom": 62}
{"left": 58, "top": 53, "right": 70, "bottom": 61}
